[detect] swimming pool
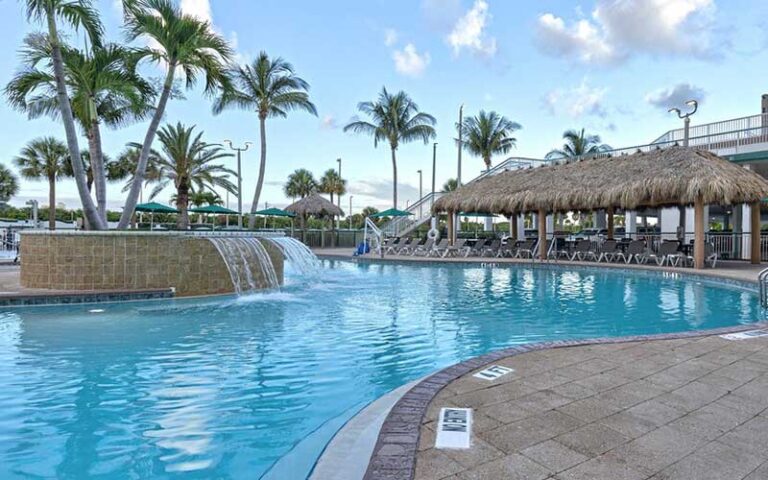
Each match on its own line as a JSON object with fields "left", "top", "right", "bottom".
{"left": 0, "top": 260, "right": 762, "bottom": 479}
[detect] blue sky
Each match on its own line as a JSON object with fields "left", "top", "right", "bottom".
{"left": 1, "top": 0, "right": 768, "bottom": 213}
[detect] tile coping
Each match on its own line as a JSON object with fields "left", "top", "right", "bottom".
{"left": 361, "top": 321, "right": 768, "bottom": 480}
{"left": 0, "top": 288, "right": 176, "bottom": 307}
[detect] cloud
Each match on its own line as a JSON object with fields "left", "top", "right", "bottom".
{"left": 384, "top": 28, "right": 399, "bottom": 47}
{"left": 645, "top": 83, "right": 706, "bottom": 110}
{"left": 320, "top": 115, "right": 339, "bottom": 130}
{"left": 348, "top": 179, "right": 420, "bottom": 205}
{"left": 393, "top": 44, "right": 431, "bottom": 77}
{"left": 446, "top": 0, "right": 497, "bottom": 58}
{"left": 545, "top": 79, "right": 608, "bottom": 118}
{"left": 535, "top": 0, "right": 718, "bottom": 66}
{"left": 180, "top": 0, "right": 212, "bottom": 23}
{"left": 421, "top": 0, "right": 463, "bottom": 30}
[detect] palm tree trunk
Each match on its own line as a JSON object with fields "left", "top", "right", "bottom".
{"left": 88, "top": 119, "right": 108, "bottom": 222}
{"left": 176, "top": 184, "right": 190, "bottom": 230}
{"left": 391, "top": 147, "right": 398, "bottom": 209}
{"left": 48, "top": 174, "right": 56, "bottom": 231}
{"left": 248, "top": 115, "right": 268, "bottom": 229}
{"left": 46, "top": 9, "right": 104, "bottom": 230}
{"left": 117, "top": 62, "right": 177, "bottom": 229}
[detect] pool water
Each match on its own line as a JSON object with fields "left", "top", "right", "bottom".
{"left": 0, "top": 260, "right": 762, "bottom": 479}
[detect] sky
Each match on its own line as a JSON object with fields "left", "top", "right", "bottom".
{"left": 1, "top": 0, "right": 767, "bottom": 214}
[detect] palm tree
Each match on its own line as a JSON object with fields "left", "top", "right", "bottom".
{"left": 14, "top": 137, "right": 71, "bottom": 230}
{"left": 112, "top": 145, "right": 161, "bottom": 201}
{"left": 460, "top": 110, "right": 521, "bottom": 170}
{"left": 546, "top": 128, "right": 611, "bottom": 159}
{"left": 213, "top": 52, "right": 317, "bottom": 227}
{"left": 318, "top": 169, "right": 346, "bottom": 204}
{"left": 118, "top": 0, "right": 233, "bottom": 229}
{"left": 344, "top": 87, "right": 436, "bottom": 209}
{"left": 442, "top": 178, "right": 458, "bottom": 192}
{"left": 143, "top": 123, "right": 235, "bottom": 229}
{"left": 189, "top": 190, "right": 222, "bottom": 223}
{"left": 19, "top": 0, "right": 104, "bottom": 229}
{"left": 0, "top": 165, "right": 20, "bottom": 205}
{"left": 6, "top": 35, "right": 154, "bottom": 222}
{"left": 284, "top": 169, "right": 317, "bottom": 200}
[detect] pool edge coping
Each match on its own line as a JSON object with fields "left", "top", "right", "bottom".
{"left": 361, "top": 322, "right": 768, "bottom": 480}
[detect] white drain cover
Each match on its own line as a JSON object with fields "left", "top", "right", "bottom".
{"left": 473, "top": 365, "right": 514, "bottom": 381}
{"left": 721, "top": 329, "right": 768, "bottom": 340}
{"left": 435, "top": 408, "right": 472, "bottom": 449}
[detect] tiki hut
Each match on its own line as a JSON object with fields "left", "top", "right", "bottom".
{"left": 433, "top": 147, "right": 768, "bottom": 268}
{"left": 285, "top": 193, "right": 345, "bottom": 247}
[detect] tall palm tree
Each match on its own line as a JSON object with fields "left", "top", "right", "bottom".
{"left": 0, "top": 165, "right": 20, "bottom": 205}
{"left": 118, "top": 0, "right": 233, "bottom": 229}
{"left": 19, "top": 0, "right": 104, "bottom": 229}
{"left": 213, "top": 52, "right": 317, "bottom": 226}
{"left": 14, "top": 137, "right": 71, "bottom": 230}
{"left": 284, "top": 169, "right": 317, "bottom": 200}
{"left": 318, "top": 169, "right": 346, "bottom": 205}
{"left": 6, "top": 35, "right": 154, "bottom": 222}
{"left": 461, "top": 110, "right": 521, "bottom": 170}
{"left": 112, "top": 145, "right": 161, "bottom": 202}
{"left": 442, "top": 178, "right": 458, "bottom": 192}
{"left": 546, "top": 128, "right": 611, "bottom": 159}
{"left": 143, "top": 123, "right": 235, "bottom": 229}
{"left": 344, "top": 87, "right": 436, "bottom": 209}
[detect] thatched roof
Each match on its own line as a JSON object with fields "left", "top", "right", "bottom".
{"left": 285, "top": 193, "right": 344, "bottom": 217}
{"left": 433, "top": 147, "right": 768, "bottom": 215}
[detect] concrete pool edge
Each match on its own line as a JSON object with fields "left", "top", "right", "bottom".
{"left": 360, "top": 322, "right": 768, "bottom": 480}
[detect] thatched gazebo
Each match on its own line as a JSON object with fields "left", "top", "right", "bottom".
{"left": 285, "top": 193, "right": 345, "bottom": 247}
{"left": 433, "top": 147, "right": 768, "bottom": 269}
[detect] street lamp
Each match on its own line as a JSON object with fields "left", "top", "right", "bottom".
{"left": 223, "top": 140, "right": 252, "bottom": 229}
{"left": 668, "top": 99, "right": 698, "bottom": 147}
{"left": 417, "top": 169, "right": 423, "bottom": 218}
{"left": 336, "top": 157, "right": 342, "bottom": 230}
{"left": 431, "top": 143, "right": 437, "bottom": 230}
{"left": 349, "top": 195, "right": 353, "bottom": 230}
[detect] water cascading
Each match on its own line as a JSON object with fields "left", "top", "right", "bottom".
{"left": 265, "top": 236, "right": 320, "bottom": 276}
{"left": 208, "top": 237, "right": 280, "bottom": 294}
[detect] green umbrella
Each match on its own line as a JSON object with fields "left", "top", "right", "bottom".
{"left": 459, "top": 212, "right": 496, "bottom": 218}
{"left": 189, "top": 205, "right": 239, "bottom": 215}
{"left": 253, "top": 207, "right": 296, "bottom": 218}
{"left": 133, "top": 202, "right": 178, "bottom": 230}
{"left": 370, "top": 208, "right": 414, "bottom": 218}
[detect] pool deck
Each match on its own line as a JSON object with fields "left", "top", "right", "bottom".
{"left": 313, "top": 249, "right": 768, "bottom": 479}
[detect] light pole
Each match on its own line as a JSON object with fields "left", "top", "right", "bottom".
{"left": 455, "top": 105, "right": 464, "bottom": 244}
{"left": 336, "top": 157, "right": 342, "bottom": 230}
{"left": 417, "top": 169, "right": 423, "bottom": 218}
{"left": 223, "top": 140, "right": 252, "bottom": 229}
{"left": 668, "top": 99, "right": 698, "bottom": 239}
{"left": 349, "top": 195, "right": 353, "bottom": 230}
{"left": 431, "top": 143, "right": 437, "bottom": 230}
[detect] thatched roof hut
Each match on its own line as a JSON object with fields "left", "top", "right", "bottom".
{"left": 433, "top": 147, "right": 768, "bottom": 215}
{"left": 285, "top": 193, "right": 344, "bottom": 218}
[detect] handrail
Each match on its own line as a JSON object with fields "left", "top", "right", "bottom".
{"left": 759, "top": 267, "right": 768, "bottom": 308}
{"left": 652, "top": 113, "right": 768, "bottom": 144}
{"left": 364, "top": 217, "right": 383, "bottom": 255}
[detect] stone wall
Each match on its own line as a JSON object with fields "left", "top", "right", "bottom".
{"left": 19, "top": 232, "right": 284, "bottom": 297}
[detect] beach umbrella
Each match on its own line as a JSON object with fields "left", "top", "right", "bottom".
{"left": 189, "top": 205, "right": 239, "bottom": 230}
{"left": 253, "top": 207, "right": 297, "bottom": 229}
{"left": 134, "top": 202, "right": 179, "bottom": 230}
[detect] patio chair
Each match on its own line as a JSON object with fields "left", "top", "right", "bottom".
{"left": 647, "top": 241, "right": 683, "bottom": 266}
{"left": 411, "top": 238, "right": 435, "bottom": 256}
{"left": 547, "top": 237, "right": 570, "bottom": 260}
{"left": 496, "top": 240, "right": 518, "bottom": 258}
{"left": 397, "top": 238, "right": 420, "bottom": 255}
{"left": 614, "top": 240, "right": 648, "bottom": 264}
{"left": 442, "top": 238, "right": 469, "bottom": 258}
{"left": 681, "top": 242, "right": 719, "bottom": 268}
{"left": 570, "top": 240, "right": 598, "bottom": 261}
{"left": 384, "top": 237, "right": 404, "bottom": 255}
{"left": 515, "top": 239, "right": 537, "bottom": 259}
{"left": 430, "top": 239, "right": 451, "bottom": 257}
{"left": 481, "top": 239, "right": 501, "bottom": 257}
{"left": 465, "top": 239, "right": 488, "bottom": 257}
{"left": 597, "top": 239, "right": 620, "bottom": 263}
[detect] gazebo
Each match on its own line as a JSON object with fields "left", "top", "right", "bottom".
{"left": 285, "top": 194, "right": 344, "bottom": 247}
{"left": 433, "top": 147, "right": 768, "bottom": 269}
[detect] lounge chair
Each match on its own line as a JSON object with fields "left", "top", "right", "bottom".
{"left": 682, "top": 242, "right": 718, "bottom": 268}
{"left": 515, "top": 239, "right": 537, "bottom": 258}
{"left": 397, "top": 238, "right": 420, "bottom": 255}
{"left": 384, "top": 237, "right": 404, "bottom": 255}
{"left": 430, "top": 239, "right": 450, "bottom": 257}
{"left": 598, "top": 240, "right": 620, "bottom": 262}
{"left": 411, "top": 238, "right": 435, "bottom": 256}
{"left": 466, "top": 239, "right": 488, "bottom": 257}
{"left": 647, "top": 241, "right": 683, "bottom": 266}
{"left": 497, "top": 241, "right": 517, "bottom": 258}
{"left": 570, "top": 240, "right": 598, "bottom": 261}
{"left": 481, "top": 239, "right": 501, "bottom": 257}
{"left": 547, "top": 237, "right": 570, "bottom": 260}
{"left": 614, "top": 240, "right": 647, "bottom": 264}
{"left": 442, "top": 238, "right": 469, "bottom": 258}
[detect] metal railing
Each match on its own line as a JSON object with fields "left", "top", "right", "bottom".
{"left": 759, "top": 268, "right": 768, "bottom": 308}
{"left": 364, "top": 217, "right": 383, "bottom": 255}
{"left": 653, "top": 113, "right": 768, "bottom": 144}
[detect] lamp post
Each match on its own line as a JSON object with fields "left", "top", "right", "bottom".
{"left": 223, "top": 140, "right": 252, "bottom": 229}
{"left": 349, "top": 195, "right": 353, "bottom": 230}
{"left": 417, "top": 169, "right": 423, "bottom": 218}
{"left": 336, "top": 158, "right": 342, "bottom": 230}
{"left": 455, "top": 105, "right": 464, "bottom": 244}
{"left": 668, "top": 100, "right": 698, "bottom": 240}
{"left": 431, "top": 142, "right": 437, "bottom": 230}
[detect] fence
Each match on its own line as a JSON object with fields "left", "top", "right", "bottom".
{"left": 286, "top": 229, "right": 365, "bottom": 249}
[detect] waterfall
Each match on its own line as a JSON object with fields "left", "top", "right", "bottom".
{"left": 266, "top": 236, "right": 320, "bottom": 276}
{"left": 208, "top": 237, "right": 280, "bottom": 294}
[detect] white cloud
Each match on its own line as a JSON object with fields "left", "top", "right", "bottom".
{"left": 320, "top": 115, "right": 339, "bottom": 130}
{"left": 536, "top": 0, "right": 718, "bottom": 66}
{"left": 645, "top": 83, "right": 706, "bottom": 110}
{"left": 393, "top": 44, "right": 431, "bottom": 77}
{"left": 446, "top": 0, "right": 497, "bottom": 58}
{"left": 545, "top": 80, "right": 608, "bottom": 118}
{"left": 421, "top": 0, "right": 463, "bottom": 30}
{"left": 384, "top": 28, "right": 399, "bottom": 47}
{"left": 180, "top": 0, "right": 213, "bottom": 23}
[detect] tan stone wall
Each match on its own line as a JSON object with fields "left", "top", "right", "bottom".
{"left": 19, "top": 233, "right": 284, "bottom": 297}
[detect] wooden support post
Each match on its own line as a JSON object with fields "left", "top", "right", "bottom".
{"left": 447, "top": 211, "right": 455, "bottom": 246}
{"left": 751, "top": 201, "right": 761, "bottom": 264}
{"left": 511, "top": 214, "right": 518, "bottom": 241}
{"left": 694, "top": 196, "right": 705, "bottom": 269}
{"left": 607, "top": 207, "right": 615, "bottom": 239}
{"left": 538, "top": 208, "right": 547, "bottom": 260}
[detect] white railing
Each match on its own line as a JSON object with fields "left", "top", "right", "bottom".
{"left": 653, "top": 113, "right": 768, "bottom": 144}
{"left": 364, "top": 217, "right": 383, "bottom": 255}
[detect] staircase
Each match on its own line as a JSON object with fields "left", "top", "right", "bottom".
{"left": 379, "top": 156, "right": 548, "bottom": 238}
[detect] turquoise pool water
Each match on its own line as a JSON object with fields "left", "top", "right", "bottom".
{"left": 0, "top": 260, "right": 762, "bottom": 479}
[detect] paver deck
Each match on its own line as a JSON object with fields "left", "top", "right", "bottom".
{"left": 413, "top": 334, "right": 768, "bottom": 480}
